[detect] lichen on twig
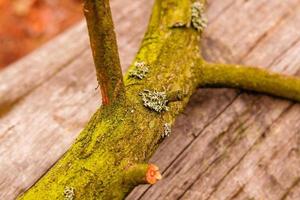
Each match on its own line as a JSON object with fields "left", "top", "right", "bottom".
{"left": 64, "top": 187, "right": 75, "bottom": 200}
{"left": 139, "top": 89, "right": 169, "bottom": 113}
{"left": 162, "top": 123, "right": 172, "bottom": 138}
{"left": 129, "top": 61, "right": 149, "bottom": 80}
{"left": 191, "top": 1, "right": 207, "bottom": 32}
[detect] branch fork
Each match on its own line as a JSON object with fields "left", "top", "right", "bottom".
{"left": 18, "top": 0, "right": 300, "bottom": 199}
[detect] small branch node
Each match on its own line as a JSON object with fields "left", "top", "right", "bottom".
{"left": 146, "top": 164, "right": 162, "bottom": 184}
{"left": 123, "top": 163, "right": 162, "bottom": 187}
{"left": 167, "top": 90, "right": 185, "bottom": 102}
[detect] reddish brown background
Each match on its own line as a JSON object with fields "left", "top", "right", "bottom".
{"left": 0, "top": 0, "right": 83, "bottom": 68}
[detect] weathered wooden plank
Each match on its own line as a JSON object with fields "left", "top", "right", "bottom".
{"left": 0, "top": 0, "right": 300, "bottom": 200}
{"left": 126, "top": 0, "right": 300, "bottom": 199}
{"left": 0, "top": 22, "right": 89, "bottom": 117}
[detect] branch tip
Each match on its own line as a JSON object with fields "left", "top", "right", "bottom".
{"left": 123, "top": 163, "right": 162, "bottom": 188}
{"left": 146, "top": 164, "right": 162, "bottom": 184}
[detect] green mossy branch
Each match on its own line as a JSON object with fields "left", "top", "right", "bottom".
{"left": 18, "top": 0, "right": 202, "bottom": 199}
{"left": 17, "top": 0, "right": 300, "bottom": 199}
{"left": 200, "top": 62, "right": 300, "bottom": 102}
{"left": 84, "top": 0, "right": 125, "bottom": 105}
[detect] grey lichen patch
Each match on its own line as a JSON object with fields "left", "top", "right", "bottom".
{"left": 129, "top": 61, "right": 149, "bottom": 80}
{"left": 64, "top": 187, "right": 75, "bottom": 200}
{"left": 191, "top": 2, "right": 207, "bottom": 32}
{"left": 162, "top": 123, "right": 171, "bottom": 138}
{"left": 140, "top": 89, "right": 169, "bottom": 113}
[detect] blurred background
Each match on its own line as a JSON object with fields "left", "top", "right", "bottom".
{"left": 0, "top": 0, "right": 83, "bottom": 69}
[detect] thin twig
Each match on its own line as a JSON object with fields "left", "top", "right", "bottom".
{"left": 200, "top": 62, "right": 300, "bottom": 101}
{"left": 84, "top": 0, "right": 125, "bottom": 105}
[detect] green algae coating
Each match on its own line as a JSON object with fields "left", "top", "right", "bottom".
{"left": 200, "top": 62, "right": 300, "bottom": 102}
{"left": 18, "top": 0, "right": 202, "bottom": 199}
{"left": 17, "top": 0, "right": 300, "bottom": 199}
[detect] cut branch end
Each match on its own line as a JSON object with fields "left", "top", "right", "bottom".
{"left": 146, "top": 164, "right": 162, "bottom": 184}
{"left": 123, "top": 163, "right": 162, "bottom": 188}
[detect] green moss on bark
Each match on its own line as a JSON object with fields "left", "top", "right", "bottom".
{"left": 18, "top": 0, "right": 202, "bottom": 199}
{"left": 200, "top": 62, "right": 300, "bottom": 102}
{"left": 17, "top": 0, "right": 300, "bottom": 199}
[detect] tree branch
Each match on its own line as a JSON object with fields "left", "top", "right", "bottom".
{"left": 200, "top": 62, "right": 300, "bottom": 101}
{"left": 84, "top": 0, "right": 125, "bottom": 105}
{"left": 18, "top": 0, "right": 300, "bottom": 199}
{"left": 17, "top": 0, "right": 203, "bottom": 199}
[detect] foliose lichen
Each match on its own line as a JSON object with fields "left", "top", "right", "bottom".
{"left": 64, "top": 187, "right": 75, "bottom": 200}
{"left": 162, "top": 123, "right": 172, "bottom": 138}
{"left": 129, "top": 61, "right": 149, "bottom": 80}
{"left": 191, "top": 2, "right": 207, "bottom": 32}
{"left": 139, "top": 89, "right": 169, "bottom": 113}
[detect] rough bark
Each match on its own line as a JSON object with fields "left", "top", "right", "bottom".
{"left": 18, "top": 0, "right": 203, "bottom": 199}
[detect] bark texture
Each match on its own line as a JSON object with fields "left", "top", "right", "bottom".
{"left": 18, "top": 0, "right": 205, "bottom": 199}
{"left": 14, "top": 0, "right": 300, "bottom": 199}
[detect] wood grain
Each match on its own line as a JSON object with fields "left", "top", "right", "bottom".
{"left": 0, "top": 0, "right": 300, "bottom": 199}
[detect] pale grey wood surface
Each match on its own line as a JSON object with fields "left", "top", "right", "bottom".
{"left": 1, "top": 0, "right": 300, "bottom": 199}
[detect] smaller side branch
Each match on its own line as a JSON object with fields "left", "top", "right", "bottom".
{"left": 84, "top": 0, "right": 125, "bottom": 105}
{"left": 123, "top": 164, "right": 162, "bottom": 187}
{"left": 200, "top": 62, "right": 300, "bottom": 102}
